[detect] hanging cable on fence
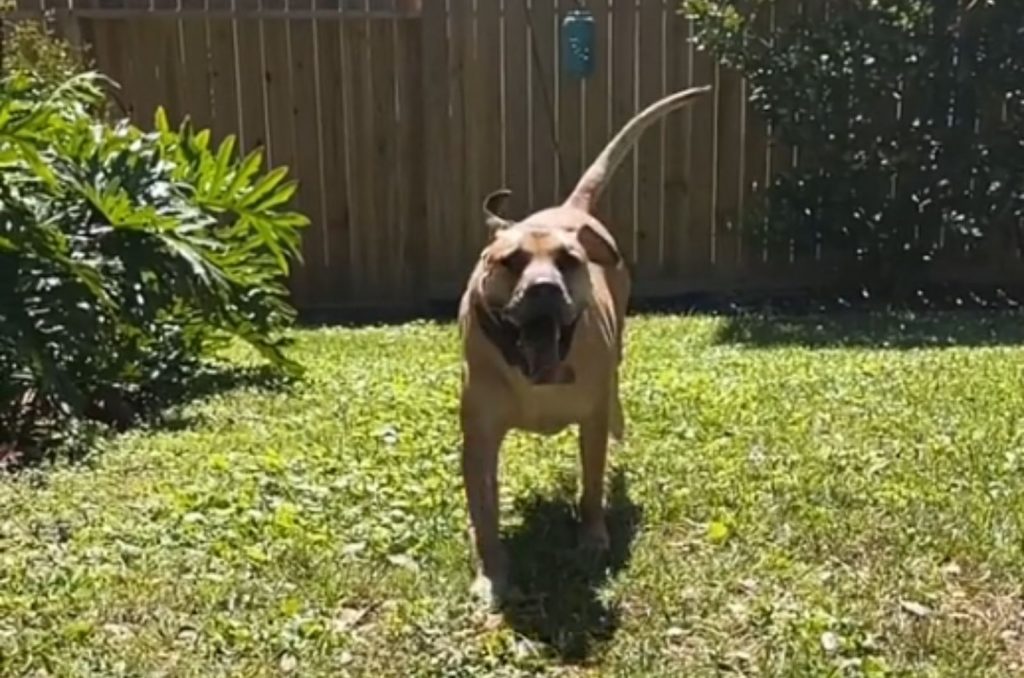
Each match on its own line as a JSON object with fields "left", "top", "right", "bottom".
{"left": 523, "top": 0, "right": 570, "bottom": 193}
{"left": 520, "top": 0, "right": 602, "bottom": 199}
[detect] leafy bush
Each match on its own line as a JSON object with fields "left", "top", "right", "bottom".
{"left": 686, "top": 0, "right": 1024, "bottom": 288}
{"left": 1, "top": 9, "right": 91, "bottom": 89}
{"left": 1, "top": 55, "right": 307, "bottom": 456}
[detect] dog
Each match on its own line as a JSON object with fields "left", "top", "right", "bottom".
{"left": 457, "top": 85, "right": 712, "bottom": 608}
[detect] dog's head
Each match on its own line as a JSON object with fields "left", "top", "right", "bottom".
{"left": 473, "top": 189, "right": 622, "bottom": 383}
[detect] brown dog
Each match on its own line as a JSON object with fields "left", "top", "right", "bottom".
{"left": 457, "top": 85, "right": 712, "bottom": 607}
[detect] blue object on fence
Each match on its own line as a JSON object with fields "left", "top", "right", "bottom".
{"left": 561, "top": 9, "right": 596, "bottom": 80}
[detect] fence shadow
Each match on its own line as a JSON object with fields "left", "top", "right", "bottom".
{"left": 501, "top": 468, "right": 642, "bottom": 664}
{"left": 714, "top": 310, "right": 1024, "bottom": 350}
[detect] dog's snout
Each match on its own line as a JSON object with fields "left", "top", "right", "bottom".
{"left": 506, "top": 279, "right": 567, "bottom": 325}
{"left": 524, "top": 281, "right": 565, "bottom": 312}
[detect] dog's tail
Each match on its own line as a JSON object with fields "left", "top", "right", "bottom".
{"left": 563, "top": 85, "right": 712, "bottom": 214}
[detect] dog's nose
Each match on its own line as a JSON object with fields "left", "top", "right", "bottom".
{"left": 519, "top": 281, "right": 564, "bottom": 320}
{"left": 526, "top": 281, "right": 562, "bottom": 301}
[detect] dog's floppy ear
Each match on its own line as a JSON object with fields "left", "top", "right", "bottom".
{"left": 577, "top": 223, "right": 621, "bottom": 267}
{"left": 483, "top": 189, "right": 514, "bottom": 232}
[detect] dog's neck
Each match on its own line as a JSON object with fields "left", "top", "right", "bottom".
{"left": 473, "top": 302, "right": 579, "bottom": 382}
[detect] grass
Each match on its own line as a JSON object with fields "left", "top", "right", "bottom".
{"left": 2, "top": 311, "right": 1024, "bottom": 676}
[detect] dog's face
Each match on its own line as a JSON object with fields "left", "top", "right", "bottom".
{"left": 474, "top": 189, "right": 621, "bottom": 382}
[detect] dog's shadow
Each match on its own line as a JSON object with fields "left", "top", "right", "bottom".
{"left": 501, "top": 468, "right": 642, "bottom": 663}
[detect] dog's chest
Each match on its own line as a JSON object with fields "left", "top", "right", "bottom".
{"left": 509, "top": 334, "right": 612, "bottom": 434}
{"left": 513, "top": 381, "right": 597, "bottom": 434}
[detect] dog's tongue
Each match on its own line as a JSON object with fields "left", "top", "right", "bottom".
{"left": 519, "top": 316, "right": 561, "bottom": 383}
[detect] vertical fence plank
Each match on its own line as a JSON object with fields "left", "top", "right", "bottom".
{"left": 341, "top": 4, "right": 373, "bottom": 300}
{"left": 120, "top": 16, "right": 147, "bottom": 126}
{"left": 766, "top": 0, "right": 796, "bottom": 270}
{"left": 123, "top": 6, "right": 163, "bottom": 129}
{"left": 457, "top": 0, "right": 483, "bottom": 268}
{"left": 583, "top": 0, "right": 612, "bottom": 222}
{"left": 112, "top": 2, "right": 138, "bottom": 120}
{"left": 117, "top": 5, "right": 142, "bottom": 124}
{"left": 154, "top": 0, "right": 186, "bottom": 126}
{"left": 289, "top": 0, "right": 327, "bottom": 305}
{"left": 814, "top": 0, "right": 843, "bottom": 278}
{"left": 235, "top": 14, "right": 266, "bottom": 154}
{"left": 503, "top": 0, "right": 530, "bottom": 218}
{"left": 179, "top": 0, "right": 213, "bottom": 132}
{"left": 260, "top": 1, "right": 292, "bottom": 175}
{"left": 368, "top": 5, "right": 398, "bottom": 300}
{"left": 686, "top": 16, "right": 714, "bottom": 277}
{"left": 741, "top": 74, "right": 768, "bottom": 269}
{"left": 663, "top": 4, "right": 692, "bottom": 279}
{"left": 53, "top": 0, "right": 90, "bottom": 72}
{"left": 529, "top": 0, "right": 557, "bottom": 209}
{"left": 447, "top": 0, "right": 470, "bottom": 278}
{"left": 475, "top": 0, "right": 499, "bottom": 206}
{"left": 396, "top": 1, "right": 426, "bottom": 301}
{"left": 85, "top": 2, "right": 132, "bottom": 119}
{"left": 420, "top": 0, "right": 452, "bottom": 293}
{"left": 790, "top": 0, "right": 820, "bottom": 271}
{"left": 609, "top": 0, "right": 635, "bottom": 265}
{"left": 926, "top": 1, "right": 961, "bottom": 267}
{"left": 11, "top": 1, "right": 40, "bottom": 16}
{"left": 742, "top": 4, "right": 769, "bottom": 270}
{"left": 949, "top": 2, "right": 979, "bottom": 263}
{"left": 930, "top": 0, "right": 955, "bottom": 263}
{"left": 207, "top": 7, "right": 240, "bottom": 143}
{"left": 714, "top": 64, "right": 744, "bottom": 281}
{"left": 66, "top": 0, "right": 97, "bottom": 98}
{"left": 556, "top": 0, "right": 582, "bottom": 201}
{"left": 635, "top": 0, "right": 663, "bottom": 275}
{"left": 315, "top": 4, "right": 351, "bottom": 302}
{"left": 261, "top": 0, "right": 303, "bottom": 302}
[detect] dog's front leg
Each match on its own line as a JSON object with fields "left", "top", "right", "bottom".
{"left": 579, "top": 406, "right": 611, "bottom": 551}
{"left": 461, "top": 415, "right": 509, "bottom": 608}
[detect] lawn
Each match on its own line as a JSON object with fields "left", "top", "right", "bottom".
{"left": 2, "top": 312, "right": 1024, "bottom": 676}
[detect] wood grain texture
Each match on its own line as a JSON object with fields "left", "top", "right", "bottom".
{"left": 44, "top": 1, "right": 1023, "bottom": 312}
{"left": 609, "top": 0, "right": 636, "bottom": 265}
{"left": 635, "top": 0, "right": 664, "bottom": 273}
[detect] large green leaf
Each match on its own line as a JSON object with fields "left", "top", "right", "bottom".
{"left": 2, "top": 63, "right": 308, "bottom": 450}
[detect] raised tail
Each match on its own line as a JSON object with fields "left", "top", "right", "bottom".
{"left": 564, "top": 85, "right": 712, "bottom": 213}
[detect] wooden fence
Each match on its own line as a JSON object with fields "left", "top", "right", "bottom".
{"left": 6, "top": 0, "right": 1023, "bottom": 313}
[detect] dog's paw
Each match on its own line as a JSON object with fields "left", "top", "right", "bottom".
{"left": 579, "top": 518, "right": 611, "bottom": 553}
{"left": 470, "top": 572, "right": 511, "bottom": 611}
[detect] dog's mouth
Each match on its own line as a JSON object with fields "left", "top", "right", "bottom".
{"left": 517, "top": 315, "right": 563, "bottom": 384}
{"left": 474, "top": 302, "right": 579, "bottom": 385}
{"left": 513, "top": 313, "right": 579, "bottom": 385}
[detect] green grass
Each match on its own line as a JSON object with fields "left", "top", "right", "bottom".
{"left": 3, "top": 311, "right": 1024, "bottom": 676}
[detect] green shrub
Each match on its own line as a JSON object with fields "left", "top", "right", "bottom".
{"left": 0, "top": 61, "right": 308, "bottom": 456}
{"left": 686, "top": 0, "right": 1024, "bottom": 288}
{"left": 1, "top": 10, "right": 90, "bottom": 88}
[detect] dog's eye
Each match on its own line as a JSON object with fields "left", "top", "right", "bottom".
{"left": 499, "top": 249, "right": 530, "bottom": 274}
